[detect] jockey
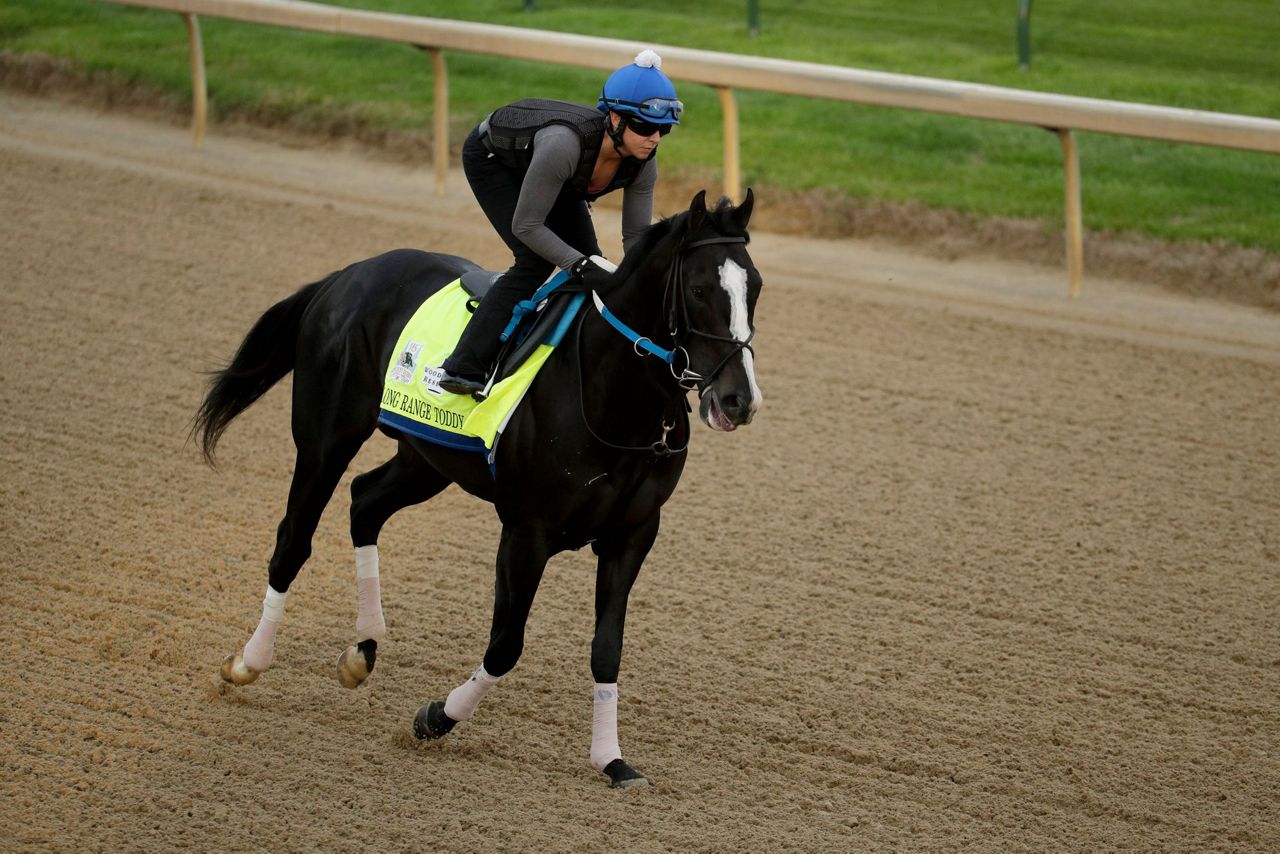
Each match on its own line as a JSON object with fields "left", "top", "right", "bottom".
{"left": 438, "top": 49, "right": 683, "bottom": 396}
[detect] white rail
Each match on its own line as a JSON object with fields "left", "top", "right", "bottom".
{"left": 100, "top": 0, "right": 1280, "bottom": 295}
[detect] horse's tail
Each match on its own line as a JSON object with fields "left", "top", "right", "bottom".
{"left": 193, "top": 276, "right": 328, "bottom": 465}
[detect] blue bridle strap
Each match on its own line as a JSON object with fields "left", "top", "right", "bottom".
{"left": 496, "top": 268, "right": 679, "bottom": 365}
{"left": 588, "top": 234, "right": 749, "bottom": 384}
{"left": 498, "top": 268, "right": 676, "bottom": 362}
{"left": 590, "top": 291, "right": 678, "bottom": 363}
{"left": 501, "top": 232, "right": 747, "bottom": 380}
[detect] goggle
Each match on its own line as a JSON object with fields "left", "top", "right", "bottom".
{"left": 603, "top": 96, "right": 684, "bottom": 122}
{"left": 624, "top": 116, "right": 673, "bottom": 137}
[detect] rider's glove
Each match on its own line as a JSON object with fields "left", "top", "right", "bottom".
{"left": 569, "top": 255, "right": 617, "bottom": 290}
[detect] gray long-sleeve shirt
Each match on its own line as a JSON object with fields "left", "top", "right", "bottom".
{"left": 511, "top": 124, "right": 658, "bottom": 270}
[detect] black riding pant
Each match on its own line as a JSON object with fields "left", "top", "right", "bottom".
{"left": 441, "top": 128, "right": 601, "bottom": 380}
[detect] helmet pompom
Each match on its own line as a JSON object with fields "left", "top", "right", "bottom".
{"left": 633, "top": 49, "right": 662, "bottom": 69}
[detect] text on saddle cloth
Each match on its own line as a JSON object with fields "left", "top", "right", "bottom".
{"left": 377, "top": 277, "right": 585, "bottom": 459}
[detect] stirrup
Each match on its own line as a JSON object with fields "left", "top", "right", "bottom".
{"left": 439, "top": 371, "right": 485, "bottom": 396}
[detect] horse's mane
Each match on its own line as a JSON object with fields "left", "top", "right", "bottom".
{"left": 610, "top": 196, "right": 749, "bottom": 288}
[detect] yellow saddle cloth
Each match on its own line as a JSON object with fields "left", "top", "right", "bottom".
{"left": 377, "top": 280, "right": 564, "bottom": 461}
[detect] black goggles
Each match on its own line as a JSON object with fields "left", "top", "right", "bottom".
{"left": 603, "top": 96, "right": 684, "bottom": 121}
{"left": 624, "top": 116, "right": 673, "bottom": 137}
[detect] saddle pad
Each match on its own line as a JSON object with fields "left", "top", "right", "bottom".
{"left": 377, "top": 279, "right": 573, "bottom": 461}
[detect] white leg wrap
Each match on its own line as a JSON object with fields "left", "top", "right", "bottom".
{"left": 590, "top": 682, "right": 622, "bottom": 771}
{"left": 354, "top": 545, "right": 386, "bottom": 642}
{"left": 242, "top": 586, "right": 286, "bottom": 672}
{"left": 443, "top": 664, "right": 501, "bottom": 722}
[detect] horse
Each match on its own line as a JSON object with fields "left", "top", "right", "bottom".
{"left": 194, "top": 189, "right": 763, "bottom": 788}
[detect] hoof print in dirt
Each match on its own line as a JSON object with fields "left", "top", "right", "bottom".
{"left": 603, "top": 758, "right": 649, "bottom": 789}
{"left": 413, "top": 700, "right": 457, "bottom": 741}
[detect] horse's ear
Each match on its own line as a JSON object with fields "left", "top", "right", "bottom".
{"left": 730, "top": 187, "right": 754, "bottom": 233}
{"left": 687, "top": 190, "right": 708, "bottom": 234}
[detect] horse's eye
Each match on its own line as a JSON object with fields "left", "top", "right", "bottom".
{"left": 690, "top": 286, "right": 707, "bottom": 302}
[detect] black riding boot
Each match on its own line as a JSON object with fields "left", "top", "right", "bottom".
{"left": 439, "top": 278, "right": 529, "bottom": 395}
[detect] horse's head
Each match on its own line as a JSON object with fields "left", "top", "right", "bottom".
{"left": 669, "top": 189, "right": 763, "bottom": 432}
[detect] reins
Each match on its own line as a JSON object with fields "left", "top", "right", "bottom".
{"left": 574, "top": 314, "right": 690, "bottom": 457}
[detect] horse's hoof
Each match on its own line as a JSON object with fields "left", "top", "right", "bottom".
{"left": 412, "top": 700, "right": 457, "bottom": 741}
{"left": 220, "top": 653, "right": 261, "bottom": 686}
{"left": 336, "top": 639, "right": 378, "bottom": 689}
{"left": 602, "top": 758, "right": 649, "bottom": 789}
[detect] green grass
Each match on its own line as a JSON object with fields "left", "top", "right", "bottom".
{"left": 3, "top": 1, "right": 1279, "bottom": 250}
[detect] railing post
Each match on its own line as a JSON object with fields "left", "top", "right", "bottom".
{"left": 181, "top": 13, "right": 207, "bottom": 149}
{"left": 425, "top": 47, "right": 449, "bottom": 196}
{"left": 1016, "top": 0, "right": 1033, "bottom": 70}
{"left": 1055, "top": 128, "right": 1084, "bottom": 297}
{"left": 716, "top": 86, "right": 740, "bottom": 203}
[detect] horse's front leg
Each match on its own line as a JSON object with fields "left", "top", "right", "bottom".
{"left": 413, "top": 525, "right": 550, "bottom": 740}
{"left": 588, "top": 513, "right": 660, "bottom": 788}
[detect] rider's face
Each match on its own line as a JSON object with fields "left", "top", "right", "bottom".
{"left": 611, "top": 113, "right": 663, "bottom": 159}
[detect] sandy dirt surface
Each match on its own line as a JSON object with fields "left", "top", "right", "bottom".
{"left": 2, "top": 91, "right": 1278, "bottom": 851}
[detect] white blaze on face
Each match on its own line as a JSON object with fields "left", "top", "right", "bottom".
{"left": 718, "top": 258, "right": 763, "bottom": 412}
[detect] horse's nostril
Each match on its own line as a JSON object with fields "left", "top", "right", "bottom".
{"left": 721, "top": 394, "right": 744, "bottom": 416}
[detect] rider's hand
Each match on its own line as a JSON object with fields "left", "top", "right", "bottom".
{"left": 570, "top": 255, "right": 616, "bottom": 290}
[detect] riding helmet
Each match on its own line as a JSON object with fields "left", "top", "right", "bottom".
{"left": 598, "top": 50, "right": 683, "bottom": 125}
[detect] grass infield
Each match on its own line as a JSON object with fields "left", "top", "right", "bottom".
{"left": 3, "top": 0, "right": 1278, "bottom": 252}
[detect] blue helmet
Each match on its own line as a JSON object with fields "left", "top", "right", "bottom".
{"left": 598, "top": 50, "right": 683, "bottom": 125}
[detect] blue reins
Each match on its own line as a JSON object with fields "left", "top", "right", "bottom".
{"left": 590, "top": 291, "right": 679, "bottom": 363}
{"left": 590, "top": 235, "right": 750, "bottom": 389}
{"left": 498, "top": 234, "right": 749, "bottom": 391}
{"left": 499, "top": 269, "right": 574, "bottom": 343}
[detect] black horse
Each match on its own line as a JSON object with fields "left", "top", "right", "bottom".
{"left": 195, "top": 190, "right": 763, "bottom": 787}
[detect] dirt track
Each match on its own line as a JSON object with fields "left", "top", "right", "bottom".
{"left": 2, "top": 91, "right": 1278, "bottom": 851}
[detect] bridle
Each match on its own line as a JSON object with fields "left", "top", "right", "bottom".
{"left": 578, "top": 231, "right": 754, "bottom": 456}
{"left": 660, "top": 235, "right": 755, "bottom": 394}
{"left": 590, "top": 233, "right": 753, "bottom": 392}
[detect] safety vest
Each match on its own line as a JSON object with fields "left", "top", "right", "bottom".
{"left": 483, "top": 99, "right": 649, "bottom": 199}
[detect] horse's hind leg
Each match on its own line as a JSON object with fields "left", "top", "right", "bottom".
{"left": 336, "top": 441, "right": 450, "bottom": 689}
{"left": 222, "top": 392, "right": 376, "bottom": 685}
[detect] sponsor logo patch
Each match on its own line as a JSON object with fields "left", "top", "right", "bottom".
{"left": 390, "top": 339, "right": 423, "bottom": 384}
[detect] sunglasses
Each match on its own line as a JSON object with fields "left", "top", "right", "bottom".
{"left": 623, "top": 116, "right": 673, "bottom": 137}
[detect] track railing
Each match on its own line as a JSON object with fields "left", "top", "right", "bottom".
{"left": 99, "top": 0, "right": 1280, "bottom": 295}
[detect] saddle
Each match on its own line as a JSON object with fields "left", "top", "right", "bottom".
{"left": 459, "top": 269, "right": 586, "bottom": 387}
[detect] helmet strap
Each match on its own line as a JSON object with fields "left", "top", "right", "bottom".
{"left": 605, "top": 111, "right": 627, "bottom": 151}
